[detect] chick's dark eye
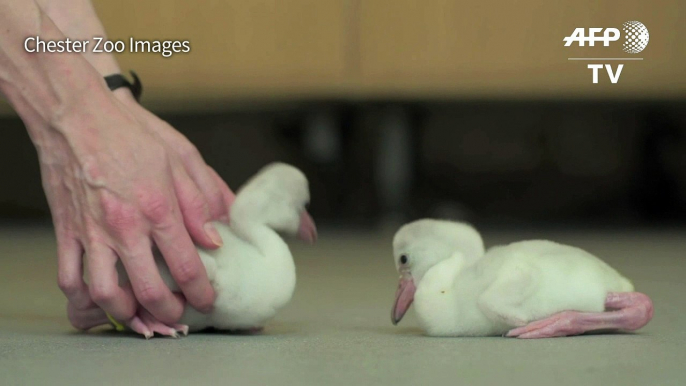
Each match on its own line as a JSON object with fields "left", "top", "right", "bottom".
{"left": 400, "top": 255, "right": 408, "bottom": 265}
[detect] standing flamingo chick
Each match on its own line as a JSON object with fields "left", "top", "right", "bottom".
{"left": 113, "top": 162, "right": 317, "bottom": 338}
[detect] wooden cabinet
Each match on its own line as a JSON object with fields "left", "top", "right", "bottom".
{"left": 1, "top": 0, "right": 684, "bottom": 115}
{"left": 356, "top": 0, "right": 686, "bottom": 99}
{"left": 95, "top": 0, "right": 351, "bottom": 105}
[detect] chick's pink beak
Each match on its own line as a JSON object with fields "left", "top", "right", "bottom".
{"left": 391, "top": 272, "right": 416, "bottom": 325}
{"left": 297, "top": 210, "right": 317, "bottom": 244}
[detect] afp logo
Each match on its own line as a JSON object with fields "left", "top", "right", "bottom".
{"left": 564, "top": 21, "right": 649, "bottom": 54}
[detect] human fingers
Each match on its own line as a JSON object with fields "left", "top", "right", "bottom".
{"left": 170, "top": 162, "right": 223, "bottom": 249}
{"left": 86, "top": 243, "right": 137, "bottom": 322}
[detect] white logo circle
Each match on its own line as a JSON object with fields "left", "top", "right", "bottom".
{"left": 622, "top": 21, "right": 649, "bottom": 54}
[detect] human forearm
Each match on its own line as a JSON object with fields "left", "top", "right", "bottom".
{"left": 35, "top": 0, "right": 122, "bottom": 77}
{"left": 1, "top": 0, "right": 231, "bottom": 334}
{"left": 0, "top": 0, "right": 111, "bottom": 134}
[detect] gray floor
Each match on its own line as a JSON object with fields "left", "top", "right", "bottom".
{"left": 1, "top": 225, "right": 685, "bottom": 386}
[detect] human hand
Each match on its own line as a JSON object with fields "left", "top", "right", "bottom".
{"left": 0, "top": 0, "right": 234, "bottom": 330}
{"left": 36, "top": 91, "right": 231, "bottom": 328}
{"left": 113, "top": 89, "right": 235, "bottom": 223}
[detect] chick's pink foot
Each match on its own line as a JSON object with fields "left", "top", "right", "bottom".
{"left": 506, "top": 292, "right": 653, "bottom": 339}
{"left": 127, "top": 309, "right": 189, "bottom": 339}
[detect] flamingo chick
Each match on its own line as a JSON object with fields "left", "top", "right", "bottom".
{"left": 391, "top": 219, "right": 653, "bottom": 338}
{"left": 112, "top": 162, "right": 316, "bottom": 338}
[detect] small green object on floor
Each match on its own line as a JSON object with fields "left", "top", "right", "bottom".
{"left": 106, "top": 312, "right": 125, "bottom": 332}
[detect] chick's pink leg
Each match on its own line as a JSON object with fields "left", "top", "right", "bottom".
{"left": 126, "top": 309, "right": 189, "bottom": 339}
{"left": 506, "top": 292, "right": 653, "bottom": 339}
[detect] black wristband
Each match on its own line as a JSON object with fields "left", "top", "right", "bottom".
{"left": 104, "top": 71, "right": 142, "bottom": 102}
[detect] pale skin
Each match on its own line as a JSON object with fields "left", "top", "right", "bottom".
{"left": 0, "top": 0, "right": 235, "bottom": 329}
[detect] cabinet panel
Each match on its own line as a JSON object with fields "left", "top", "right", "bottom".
{"left": 357, "top": 0, "right": 686, "bottom": 98}
{"left": 94, "top": 0, "right": 350, "bottom": 103}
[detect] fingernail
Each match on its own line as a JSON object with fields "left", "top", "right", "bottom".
{"left": 204, "top": 223, "right": 223, "bottom": 247}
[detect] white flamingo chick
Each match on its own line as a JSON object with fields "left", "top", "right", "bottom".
{"left": 391, "top": 219, "right": 653, "bottom": 338}
{"left": 119, "top": 162, "right": 317, "bottom": 338}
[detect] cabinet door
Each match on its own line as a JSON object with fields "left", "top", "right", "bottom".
{"left": 94, "top": 0, "right": 350, "bottom": 106}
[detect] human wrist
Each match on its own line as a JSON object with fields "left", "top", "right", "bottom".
{"left": 1, "top": 79, "right": 68, "bottom": 151}
{"left": 107, "top": 71, "right": 143, "bottom": 105}
{"left": 112, "top": 87, "right": 137, "bottom": 105}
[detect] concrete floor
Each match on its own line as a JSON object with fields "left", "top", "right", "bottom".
{"left": 1, "top": 225, "right": 685, "bottom": 386}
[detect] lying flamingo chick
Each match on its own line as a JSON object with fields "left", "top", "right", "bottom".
{"left": 391, "top": 219, "right": 653, "bottom": 338}
{"left": 116, "top": 162, "right": 317, "bottom": 338}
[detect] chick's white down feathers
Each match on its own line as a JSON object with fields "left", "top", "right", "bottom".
{"left": 392, "top": 219, "right": 649, "bottom": 337}
{"left": 119, "top": 163, "right": 313, "bottom": 333}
